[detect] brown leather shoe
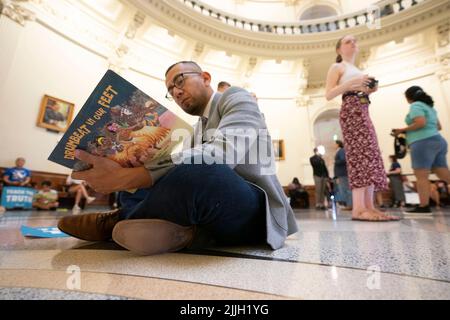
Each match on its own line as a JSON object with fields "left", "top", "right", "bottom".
{"left": 112, "top": 219, "right": 195, "bottom": 256}
{"left": 57, "top": 210, "right": 120, "bottom": 241}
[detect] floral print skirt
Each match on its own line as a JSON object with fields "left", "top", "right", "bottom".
{"left": 340, "top": 94, "right": 387, "bottom": 191}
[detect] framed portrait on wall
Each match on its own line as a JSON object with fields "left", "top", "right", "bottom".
{"left": 272, "top": 139, "right": 285, "bottom": 161}
{"left": 37, "top": 95, "right": 75, "bottom": 133}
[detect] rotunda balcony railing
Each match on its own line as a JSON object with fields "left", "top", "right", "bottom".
{"left": 178, "top": 0, "right": 425, "bottom": 34}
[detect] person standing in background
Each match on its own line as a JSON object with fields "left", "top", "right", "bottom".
{"left": 386, "top": 155, "right": 406, "bottom": 208}
{"left": 393, "top": 86, "right": 450, "bottom": 213}
{"left": 32, "top": 181, "right": 59, "bottom": 210}
{"left": 310, "top": 148, "right": 329, "bottom": 210}
{"left": 325, "top": 35, "right": 398, "bottom": 221}
{"left": 287, "top": 177, "right": 310, "bottom": 209}
{"left": 334, "top": 140, "right": 352, "bottom": 210}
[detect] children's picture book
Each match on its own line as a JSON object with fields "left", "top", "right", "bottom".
{"left": 48, "top": 70, "right": 192, "bottom": 171}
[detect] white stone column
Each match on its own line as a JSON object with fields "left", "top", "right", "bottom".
{"left": 108, "top": 11, "right": 146, "bottom": 74}
{"left": 0, "top": 0, "right": 35, "bottom": 26}
{"left": 0, "top": 0, "right": 35, "bottom": 95}
{"left": 241, "top": 56, "right": 257, "bottom": 90}
{"left": 435, "top": 22, "right": 450, "bottom": 117}
{"left": 295, "top": 59, "right": 311, "bottom": 107}
{"left": 190, "top": 42, "right": 205, "bottom": 62}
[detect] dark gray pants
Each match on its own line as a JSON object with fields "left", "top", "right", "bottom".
{"left": 313, "top": 176, "right": 327, "bottom": 206}
{"left": 389, "top": 175, "right": 405, "bottom": 203}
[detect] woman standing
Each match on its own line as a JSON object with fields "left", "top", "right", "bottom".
{"left": 325, "top": 35, "right": 398, "bottom": 221}
{"left": 386, "top": 155, "right": 406, "bottom": 208}
{"left": 393, "top": 86, "right": 450, "bottom": 213}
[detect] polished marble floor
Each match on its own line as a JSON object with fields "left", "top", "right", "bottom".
{"left": 0, "top": 206, "right": 449, "bottom": 299}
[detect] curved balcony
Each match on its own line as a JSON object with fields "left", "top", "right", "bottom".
{"left": 179, "top": 0, "right": 424, "bottom": 34}
{"left": 128, "top": 0, "right": 449, "bottom": 57}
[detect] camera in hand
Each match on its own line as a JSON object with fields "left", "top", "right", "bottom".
{"left": 367, "top": 77, "right": 379, "bottom": 89}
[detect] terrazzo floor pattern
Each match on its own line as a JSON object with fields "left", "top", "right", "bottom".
{"left": 0, "top": 206, "right": 449, "bottom": 299}
{"left": 214, "top": 210, "right": 450, "bottom": 282}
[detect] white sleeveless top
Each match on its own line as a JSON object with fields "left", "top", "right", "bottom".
{"left": 338, "top": 61, "right": 364, "bottom": 85}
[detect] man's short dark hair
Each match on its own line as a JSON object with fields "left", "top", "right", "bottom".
{"left": 41, "top": 180, "right": 52, "bottom": 187}
{"left": 218, "top": 81, "right": 231, "bottom": 89}
{"left": 165, "top": 61, "right": 202, "bottom": 77}
{"left": 313, "top": 147, "right": 318, "bottom": 153}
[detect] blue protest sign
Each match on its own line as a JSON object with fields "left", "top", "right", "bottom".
{"left": 21, "top": 225, "right": 69, "bottom": 238}
{"left": 0, "top": 187, "right": 36, "bottom": 209}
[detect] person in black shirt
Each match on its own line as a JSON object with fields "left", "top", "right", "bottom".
{"left": 310, "top": 148, "right": 329, "bottom": 210}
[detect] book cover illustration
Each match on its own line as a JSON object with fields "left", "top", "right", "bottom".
{"left": 48, "top": 70, "right": 192, "bottom": 170}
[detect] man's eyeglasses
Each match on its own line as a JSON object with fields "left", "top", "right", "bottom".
{"left": 165, "top": 72, "right": 202, "bottom": 101}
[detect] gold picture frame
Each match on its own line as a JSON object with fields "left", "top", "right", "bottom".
{"left": 272, "top": 139, "right": 285, "bottom": 161}
{"left": 37, "top": 95, "right": 74, "bottom": 133}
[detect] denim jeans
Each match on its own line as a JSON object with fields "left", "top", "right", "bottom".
{"left": 410, "top": 134, "right": 448, "bottom": 169}
{"left": 337, "top": 176, "right": 352, "bottom": 207}
{"left": 118, "top": 160, "right": 266, "bottom": 247}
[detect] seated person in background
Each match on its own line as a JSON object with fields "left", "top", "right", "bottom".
{"left": 435, "top": 181, "right": 450, "bottom": 206}
{"left": 287, "top": 177, "right": 310, "bottom": 208}
{"left": 3, "top": 157, "right": 31, "bottom": 187}
{"left": 429, "top": 180, "right": 450, "bottom": 209}
{"left": 386, "top": 155, "right": 406, "bottom": 208}
{"left": 402, "top": 177, "right": 443, "bottom": 208}
{"left": 403, "top": 176, "right": 420, "bottom": 206}
{"left": 66, "top": 176, "right": 96, "bottom": 213}
{"left": 33, "top": 181, "right": 59, "bottom": 210}
{"left": 429, "top": 181, "right": 441, "bottom": 209}
{"left": 375, "top": 191, "right": 388, "bottom": 210}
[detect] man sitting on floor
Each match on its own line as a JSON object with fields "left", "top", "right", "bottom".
{"left": 58, "top": 61, "right": 298, "bottom": 255}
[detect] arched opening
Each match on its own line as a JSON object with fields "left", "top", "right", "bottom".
{"left": 313, "top": 109, "right": 342, "bottom": 176}
{"left": 300, "top": 5, "right": 338, "bottom": 20}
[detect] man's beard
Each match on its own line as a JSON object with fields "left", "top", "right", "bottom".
{"left": 183, "top": 100, "right": 205, "bottom": 116}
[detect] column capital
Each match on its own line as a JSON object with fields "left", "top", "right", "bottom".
{"left": 0, "top": 0, "right": 35, "bottom": 26}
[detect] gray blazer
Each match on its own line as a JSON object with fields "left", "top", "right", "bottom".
{"left": 145, "top": 87, "right": 298, "bottom": 249}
